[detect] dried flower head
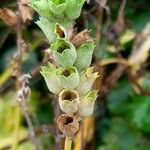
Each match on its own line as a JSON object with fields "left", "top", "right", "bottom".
{"left": 57, "top": 114, "right": 80, "bottom": 138}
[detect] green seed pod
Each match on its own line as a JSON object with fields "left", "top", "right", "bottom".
{"left": 51, "top": 39, "right": 77, "bottom": 67}
{"left": 59, "top": 89, "right": 80, "bottom": 115}
{"left": 74, "top": 42, "right": 96, "bottom": 72}
{"left": 48, "top": 0, "right": 67, "bottom": 15}
{"left": 36, "top": 17, "right": 56, "bottom": 43}
{"left": 56, "top": 66, "right": 79, "bottom": 89}
{"left": 30, "top": 0, "right": 55, "bottom": 20}
{"left": 78, "top": 91, "right": 98, "bottom": 117}
{"left": 40, "top": 63, "right": 63, "bottom": 94}
{"left": 65, "top": 0, "right": 85, "bottom": 19}
{"left": 76, "top": 67, "right": 99, "bottom": 95}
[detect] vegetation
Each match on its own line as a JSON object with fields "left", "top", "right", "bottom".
{"left": 0, "top": 0, "right": 150, "bottom": 150}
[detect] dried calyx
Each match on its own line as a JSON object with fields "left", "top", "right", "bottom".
{"left": 55, "top": 24, "right": 66, "bottom": 38}
{"left": 51, "top": 39, "right": 77, "bottom": 67}
{"left": 59, "top": 89, "right": 79, "bottom": 114}
{"left": 61, "top": 90, "right": 77, "bottom": 101}
{"left": 56, "top": 66, "right": 79, "bottom": 89}
{"left": 57, "top": 114, "right": 80, "bottom": 138}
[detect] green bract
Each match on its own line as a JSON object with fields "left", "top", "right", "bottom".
{"left": 40, "top": 63, "right": 63, "bottom": 94}
{"left": 56, "top": 66, "right": 79, "bottom": 89}
{"left": 36, "top": 17, "right": 56, "bottom": 43}
{"left": 59, "top": 89, "right": 80, "bottom": 114}
{"left": 74, "top": 42, "right": 96, "bottom": 72}
{"left": 31, "top": 0, "right": 55, "bottom": 20}
{"left": 65, "top": 0, "right": 85, "bottom": 19}
{"left": 51, "top": 39, "right": 77, "bottom": 67}
{"left": 76, "top": 67, "right": 99, "bottom": 95}
{"left": 78, "top": 91, "right": 98, "bottom": 117}
{"left": 48, "top": 0, "right": 67, "bottom": 15}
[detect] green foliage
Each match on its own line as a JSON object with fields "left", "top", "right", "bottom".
{"left": 131, "top": 96, "right": 150, "bottom": 132}
{"left": 98, "top": 119, "right": 150, "bottom": 150}
{"left": 0, "top": 0, "right": 150, "bottom": 149}
{"left": 107, "top": 79, "right": 133, "bottom": 115}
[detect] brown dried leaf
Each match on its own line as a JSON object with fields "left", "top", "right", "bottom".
{"left": 0, "top": 8, "right": 17, "bottom": 27}
{"left": 114, "top": 0, "right": 127, "bottom": 34}
{"left": 71, "top": 29, "right": 94, "bottom": 48}
{"left": 95, "top": 0, "right": 110, "bottom": 15}
{"left": 86, "top": 0, "right": 91, "bottom": 4}
{"left": 129, "top": 23, "right": 150, "bottom": 72}
{"left": 20, "top": 0, "right": 33, "bottom": 23}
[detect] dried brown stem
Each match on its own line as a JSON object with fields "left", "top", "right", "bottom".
{"left": 53, "top": 95, "right": 64, "bottom": 150}
{"left": 127, "top": 71, "right": 150, "bottom": 97}
{"left": 96, "top": 6, "right": 103, "bottom": 50}
{"left": 100, "top": 65, "right": 126, "bottom": 100}
{"left": 12, "top": 0, "right": 41, "bottom": 149}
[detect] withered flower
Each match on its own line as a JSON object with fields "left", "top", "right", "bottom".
{"left": 57, "top": 114, "right": 80, "bottom": 138}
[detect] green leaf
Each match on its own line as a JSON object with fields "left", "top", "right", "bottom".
{"left": 30, "top": 0, "right": 55, "bottom": 20}
{"left": 48, "top": 0, "right": 67, "bottom": 15}
{"left": 131, "top": 96, "right": 150, "bottom": 132}
{"left": 65, "top": 0, "right": 85, "bottom": 19}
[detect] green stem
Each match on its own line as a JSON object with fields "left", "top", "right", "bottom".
{"left": 12, "top": 103, "right": 21, "bottom": 150}
{"left": 64, "top": 136, "right": 72, "bottom": 150}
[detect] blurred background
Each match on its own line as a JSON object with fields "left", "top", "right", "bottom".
{"left": 0, "top": 0, "right": 150, "bottom": 149}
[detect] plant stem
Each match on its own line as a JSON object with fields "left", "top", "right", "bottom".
{"left": 64, "top": 136, "right": 72, "bottom": 150}
{"left": 12, "top": 103, "right": 21, "bottom": 150}
{"left": 21, "top": 102, "right": 41, "bottom": 150}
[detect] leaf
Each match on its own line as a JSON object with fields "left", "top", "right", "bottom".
{"left": 107, "top": 79, "right": 132, "bottom": 115}
{"left": 131, "top": 96, "right": 150, "bottom": 132}
{"left": 0, "top": 8, "right": 17, "bottom": 28}
{"left": 95, "top": 0, "right": 110, "bottom": 15}
{"left": 71, "top": 29, "right": 94, "bottom": 48}
{"left": 129, "top": 23, "right": 150, "bottom": 72}
{"left": 98, "top": 119, "right": 150, "bottom": 150}
{"left": 20, "top": 0, "right": 33, "bottom": 23}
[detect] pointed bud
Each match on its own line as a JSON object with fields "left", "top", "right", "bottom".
{"left": 59, "top": 89, "right": 79, "bottom": 115}
{"left": 40, "top": 63, "right": 63, "bottom": 94}
{"left": 57, "top": 114, "right": 80, "bottom": 138}
{"left": 56, "top": 66, "right": 79, "bottom": 89}
{"left": 76, "top": 67, "right": 99, "bottom": 95}
{"left": 74, "top": 42, "right": 96, "bottom": 72}
{"left": 30, "top": 0, "right": 55, "bottom": 20}
{"left": 51, "top": 39, "right": 77, "bottom": 67}
{"left": 48, "top": 0, "right": 67, "bottom": 15}
{"left": 78, "top": 91, "right": 98, "bottom": 117}
{"left": 36, "top": 17, "right": 56, "bottom": 43}
{"left": 65, "top": 0, "right": 85, "bottom": 19}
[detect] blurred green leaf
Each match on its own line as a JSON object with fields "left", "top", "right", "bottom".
{"left": 107, "top": 79, "right": 133, "bottom": 115}
{"left": 131, "top": 96, "right": 150, "bottom": 132}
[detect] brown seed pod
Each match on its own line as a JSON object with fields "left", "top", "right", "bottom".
{"left": 57, "top": 114, "right": 80, "bottom": 138}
